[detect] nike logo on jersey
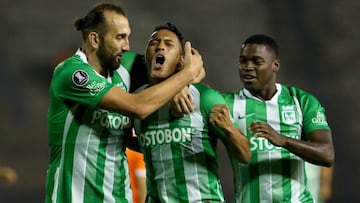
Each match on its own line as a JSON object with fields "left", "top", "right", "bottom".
{"left": 238, "top": 113, "right": 255, "bottom": 120}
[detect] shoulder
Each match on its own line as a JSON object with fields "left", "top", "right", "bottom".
{"left": 191, "top": 83, "right": 226, "bottom": 105}
{"left": 54, "top": 55, "right": 91, "bottom": 75}
{"left": 52, "top": 55, "right": 94, "bottom": 85}
{"left": 281, "top": 84, "right": 320, "bottom": 103}
{"left": 191, "top": 83, "right": 222, "bottom": 96}
{"left": 121, "top": 51, "right": 144, "bottom": 71}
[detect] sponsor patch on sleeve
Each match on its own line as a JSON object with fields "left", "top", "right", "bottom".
{"left": 311, "top": 112, "right": 328, "bottom": 125}
{"left": 72, "top": 70, "right": 89, "bottom": 86}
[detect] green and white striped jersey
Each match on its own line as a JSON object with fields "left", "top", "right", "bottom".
{"left": 46, "top": 50, "right": 141, "bottom": 203}
{"left": 224, "top": 83, "right": 330, "bottom": 203}
{"left": 134, "top": 83, "right": 229, "bottom": 203}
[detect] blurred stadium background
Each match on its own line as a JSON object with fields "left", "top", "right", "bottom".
{"left": 0, "top": 0, "right": 359, "bottom": 202}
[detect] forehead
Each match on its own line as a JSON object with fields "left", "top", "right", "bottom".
{"left": 241, "top": 44, "right": 274, "bottom": 57}
{"left": 150, "top": 29, "right": 179, "bottom": 41}
{"left": 103, "top": 11, "right": 130, "bottom": 34}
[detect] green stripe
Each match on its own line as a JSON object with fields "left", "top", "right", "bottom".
{"left": 171, "top": 140, "right": 188, "bottom": 202}
{"left": 59, "top": 107, "right": 87, "bottom": 203}
{"left": 278, "top": 100, "right": 292, "bottom": 202}
{"left": 247, "top": 99, "right": 267, "bottom": 202}
{"left": 142, "top": 111, "right": 160, "bottom": 201}
{"left": 169, "top": 114, "right": 187, "bottom": 201}
{"left": 83, "top": 137, "right": 106, "bottom": 202}
{"left": 204, "top": 133, "right": 220, "bottom": 201}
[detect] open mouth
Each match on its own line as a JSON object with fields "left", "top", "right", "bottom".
{"left": 154, "top": 55, "right": 165, "bottom": 68}
{"left": 154, "top": 54, "right": 165, "bottom": 69}
{"left": 242, "top": 74, "right": 256, "bottom": 82}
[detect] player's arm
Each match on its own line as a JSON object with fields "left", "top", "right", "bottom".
{"left": 170, "top": 63, "right": 206, "bottom": 115}
{"left": 210, "top": 104, "right": 251, "bottom": 163}
{"left": 98, "top": 42, "right": 203, "bottom": 119}
{"left": 284, "top": 129, "right": 334, "bottom": 166}
{"left": 250, "top": 91, "right": 334, "bottom": 167}
{"left": 250, "top": 124, "right": 334, "bottom": 167}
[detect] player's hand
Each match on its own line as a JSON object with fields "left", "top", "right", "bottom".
{"left": 209, "top": 104, "right": 233, "bottom": 131}
{"left": 248, "top": 121, "right": 287, "bottom": 147}
{"left": 183, "top": 41, "right": 204, "bottom": 82}
{"left": 170, "top": 86, "right": 194, "bottom": 116}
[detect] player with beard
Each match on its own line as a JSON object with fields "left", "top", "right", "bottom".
{"left": 133, "top": 22, "right": 251, "bottom": 203}
{"left": 45, "top": 3, "right": 203, "bottom": 203}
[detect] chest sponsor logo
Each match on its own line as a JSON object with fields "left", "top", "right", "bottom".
{"left": 138, "top": 127, "right": 193, "bottom": 147}
{"left": 282, "top": 105, "right": 296, "bottom": 125}
{"left": 91, "top": 109, "right": 130, "bottom": 129}
{"left": 72, "top": 70, "right": 89, "bottom": 86}
{"left": 250, "top": 134, "right": 299, "bottom": 151}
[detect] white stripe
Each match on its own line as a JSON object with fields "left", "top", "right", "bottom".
{"left": 233, "top": 91, "right": 247, "bottom": 202}
{"left": 72, "top": 126, "right": 95, "bottom": 203}
{"left": 158, "top": 106, "right": 170, "bottom": 202}
{"left": 51, "top": 167, "right": 60, "bottom": 202}
{"left": 293, "top": 96, "right": 303, "bottom": 136}
{"left": 290, "top": 155, "right": 303, "bottom": 203}
{"left": 234, "top": 91, "right": 247, "bottom": 133}
{"left": 117, "top": 65, "right": 131, "bottom": 89}
{"left": 292, "top": 92, "right": 305, "bottom": 203}
{"left": 103, "top": 137, "right": 118, "bottom": 203}
{"left": 256, "top": 91, "right": 281, "bottom": 202}
{"left": 52, "top": 108, "right": 75, "bottom": 202}
{"left": 186, "top": 86, "right": 203, "bottom": 202}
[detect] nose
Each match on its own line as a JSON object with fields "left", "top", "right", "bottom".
{"left": 155, "top": 41, "right": 165, "bottom": 52}
{"left": 240, "top": 61, "right": 254, "bottom": 71}
{"left": 123, "top": 38, "right": 130, "bottom": 51}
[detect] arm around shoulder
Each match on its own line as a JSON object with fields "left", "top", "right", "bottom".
{"left": 98, "top": 42, "right": 204, "bottom": 119}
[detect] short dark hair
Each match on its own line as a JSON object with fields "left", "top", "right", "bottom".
{"left": 153, "top": 22, "right": 184, "bottom": 46}
{"left": 242, "top": 34, "right": 279, "bottom": 57}
{"left": 74, "top": 3, "right": 126, "bottom": 41}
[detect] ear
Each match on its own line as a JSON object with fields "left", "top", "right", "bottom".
{"left": 177, "top": 55, "right": 185, "bottom": 71}
{"left": 88, "top": 32, "right": 100, "bottom": 49}
{"left": 272, "top": 59, "right": 280, "bottom": 72}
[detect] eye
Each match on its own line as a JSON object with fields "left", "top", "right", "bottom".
{"left": 149, "top": 40, "right": 159, "bottom": 46}
{"left": 117, "top": 34, "right": 127, "bottom": 40}
{"left": 253, "top": 59, "right": 263, "bottom": 65}
{"left": 239, "top": 57, "right": 246, "bottom": 64}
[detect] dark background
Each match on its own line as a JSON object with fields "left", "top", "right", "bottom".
{"left": 0, "top": 0, "right": 359, "bottom": 202}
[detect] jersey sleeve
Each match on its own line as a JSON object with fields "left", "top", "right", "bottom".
{"left": 292, "top": 87, "right": 331, "bottom": 134}
{"left": 51, "top": 60, "right": 113, "bottom": 108}
{"left": 193, "top": 84, "right": 231, "bottom": 141}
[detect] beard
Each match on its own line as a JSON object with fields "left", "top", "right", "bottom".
{"left": 96, "top": 43, "right": 119, "bottom": 73}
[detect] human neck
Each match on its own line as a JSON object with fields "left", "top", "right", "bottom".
{"left": 249, "top": 84, "right": 277, "bottom": 101}
{"left": 82, "top": 46, "right": 107, "bottom": 77}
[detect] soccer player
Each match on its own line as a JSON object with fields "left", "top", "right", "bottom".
{"left": 211, "top": 34, "right": 334, "bottom": 202}
{"left": 133, "top": 22, "right": 251, "bottom": 203}
{"left": 45, "top": 3, "right": 203, "bottom": 203}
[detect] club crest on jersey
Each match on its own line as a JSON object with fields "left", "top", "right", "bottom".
{"left": 72, "top": 70, "right": 89, "bottom": 86}
{"left": 281, "top": 105, "right": 296, "bottom": 124}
